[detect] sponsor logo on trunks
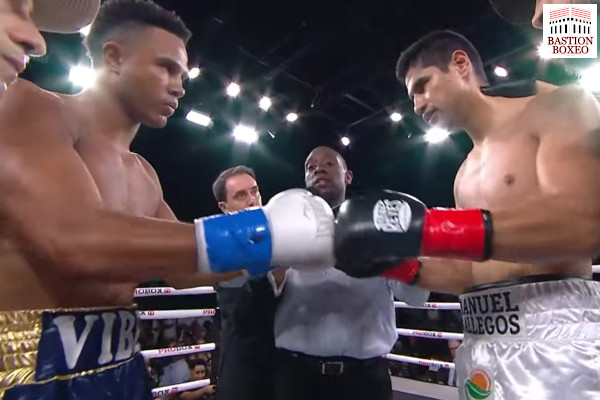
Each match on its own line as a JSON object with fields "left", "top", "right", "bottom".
{"left": 465, "top": 369, "right": 493, "bottom": 400}
{"left": 373, "top": 199, "right": 411, "bottom": 233}
{"left": 37, "top": 309, "right": 139, "bottom": 379}
{"left": 460, "top": 290, "right": 522, "bottom": 337}
{"left": 541, "top": 4, "right": 597, "bottom": 58}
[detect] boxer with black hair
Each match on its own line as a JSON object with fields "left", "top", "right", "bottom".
{"left": 335, "top": 29, "right": 600, "bottom": 400}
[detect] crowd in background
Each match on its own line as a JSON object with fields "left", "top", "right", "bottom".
{"left": 138, "top": 269, "right": 600, "bottom": 397}
{"left": 137, "top": 283, "right": 467, "bottom": 396}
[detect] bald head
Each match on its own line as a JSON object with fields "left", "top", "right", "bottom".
{"left": 304, "top": 146, "right": 352, "bottom": 207}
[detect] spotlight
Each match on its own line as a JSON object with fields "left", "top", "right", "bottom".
{"left": 69, "top": 65, "right": 96, "bottom": 89}
{"left": 286, "top": 112, "right": 298, "bottom": 122}
{"left": 341, "top": 136, "right": 350, "bottom": 146}
{"left": 188, "top": 67, "right": 201, "bottom": 80}
{"left": 537, "top": 42, "right": 552, "bottom": 60}
{"left": 79, "top": 24, "right": 91, "bottom": 37}
{"left": 233, "top": 125, "right": 258, "bottom": 144}
{"left": 226, "top": 82, "right": 241, "bottom": 97}
{"left": 579, "top": 63, "right": 600, "bottom": 93}
{"left": 259, "top": 96, "right": 272, "bottom": 111}
{"left": 494, "top": 66, "right": 508, "bottom": 78}
{"left": 425, "top": 127, "right": 450, "bottom": 144}
{"left": 185, "top": 110, "right": 212, "bottom": 127}
{"left": 390, "top": 112, "right": 403, "bottom": 122}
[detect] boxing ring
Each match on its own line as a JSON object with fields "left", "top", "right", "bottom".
{"left": 135, "top": 265, "right": 600, "bottom": 400}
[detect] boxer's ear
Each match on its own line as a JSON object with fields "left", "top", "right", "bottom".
{"left": 451, "top": 50, "right": 471, "bottom": 78}
{"left": 345, "top": 170, "right": 353, "bottom": 185}
{"left": 102, "top": 41, "right": 124, "bottom": 74}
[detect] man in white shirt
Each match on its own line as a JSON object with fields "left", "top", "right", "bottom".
{"left": 273, "top": 146, "right": 430, "bottom": 400}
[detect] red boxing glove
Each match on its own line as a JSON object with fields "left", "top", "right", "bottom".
{"left": 421, "top": 208, "right": 493, "bottom": 261}
{"left": 380, "top": 259, "right": 421, "bottom": 285}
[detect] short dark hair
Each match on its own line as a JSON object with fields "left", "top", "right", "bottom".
{"left": 395, "top": 30, "right": 488, "bottom": 86}
{"left": 188, "top": 359, "right": 207, "bottom": 370}
{"left": 84, "top": 0, "right": 192, "bottom": 66}
{"left": 212, "top": 165, "right": 257, "bottom": 203}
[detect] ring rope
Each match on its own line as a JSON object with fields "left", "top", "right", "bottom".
{"left": 385, "top": 354, "right": 455, "bottom": 370}
{"left": 151, "top": 378, "right": 212, "bottom": 397}
{"left": 138, "top": 264, "right": 600, "bottom": 396}
{"left": 134, "top": 286, "right": 216, "bottom": 297}
{"left": 138, "top": 309, "right": 216, "bottom": 319}
{"left": 141, "top": 343, "right": 216, "bottom": 359}
{"left": 134, "top": 264, "right": 600, "bottom": 299}
{"left": 396, "top": 328, "right": 464, "bottom": 341}
{"left": 394, "top": 301, "right": 461, "bottom": 310}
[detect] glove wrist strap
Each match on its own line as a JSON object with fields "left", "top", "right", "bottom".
{"left": 380, "top": 259, "right": 421, "bottom": 285}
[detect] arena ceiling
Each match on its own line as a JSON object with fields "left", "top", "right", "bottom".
{"left": 21, "top": 0, "right": 592, "bottom": 221}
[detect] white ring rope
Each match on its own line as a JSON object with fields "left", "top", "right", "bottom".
{"left": 138, "top": 309, "right": 216, "bottom": 319}
{"left": 142, "top": 343, "right": 216, "bottom": 359}
{"left": 397, "top": 328, "right": 464, "bottom": 341}
{"left": 134, "top": 264, "right": 600, "bottom": 299}
{"left": 394, "top": 301, "right": 461, "bottom": 310}
{"left": 140, "top": 265, "right": 600, "bottom": 396}
{"left": 134, "top": 286, "right": 216, "bottom": 297}
{"left": 151, "top": 378, "right": 211, "bottom": 397}
{"left": 385, "top": 353, "right": 455, "bottom": 370}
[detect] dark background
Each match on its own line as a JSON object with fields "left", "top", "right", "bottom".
{"left": 21, "top": 0, "right": 593, "bottom": 221}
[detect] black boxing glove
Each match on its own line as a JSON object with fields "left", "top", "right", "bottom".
{"left": 334, "top": 190, "right": 493, "bottom": 277}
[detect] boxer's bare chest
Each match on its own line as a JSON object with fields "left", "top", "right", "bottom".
{"left": 76, "top": 138, "right": 161, "bottom": 218}
{"left": 455, "top": 127, "right": 540, "bottom": 211}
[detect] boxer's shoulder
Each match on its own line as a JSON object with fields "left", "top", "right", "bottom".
{"left": 531, "top": 83, "right": 597, "bottom": 115}
{"left": 3, "top": 78, "right": 65, "bottom": 111}
{"left": 0, "top": 79, "right": 77, "bottom": 141}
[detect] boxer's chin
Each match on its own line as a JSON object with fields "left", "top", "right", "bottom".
{"left": 143, "top": 114, "right": 169, "bottom": 129}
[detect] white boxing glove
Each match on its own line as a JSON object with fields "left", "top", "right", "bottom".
{"left": 194, "top": 188, "right": 335, "bottom": 275}
{"left": 265, "top": 188, "right": 335, "bottom": 270}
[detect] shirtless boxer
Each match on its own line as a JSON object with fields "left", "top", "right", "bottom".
{"left": 0, "top": 0, "right": 100, "bottom": 97}
{"left": 0, "top": 0, "right": 333, "bottom": 398}
{"left": 334, "top": 30, "right": 600, "bottom": 400}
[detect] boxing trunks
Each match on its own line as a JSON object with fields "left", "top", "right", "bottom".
{"left": 456, "top": 275, "right": 600, "bottom": 400}
{"left": 0, "top": 306, "right": 152, "bottom": 400}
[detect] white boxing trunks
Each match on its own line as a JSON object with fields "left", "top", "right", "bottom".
{"left": 456, "top": 275, "right": 600, "bottom": 400}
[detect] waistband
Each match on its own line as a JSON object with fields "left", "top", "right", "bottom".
{"left": 459, "top": 276, "right": 600, "bottom": 341}
{"left": 0, "top": 306, "right": 140, "bottom": 393}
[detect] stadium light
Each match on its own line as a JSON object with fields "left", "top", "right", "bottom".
{"left": 188, "top": 67, "right": 201, "bottom": 80}
{"left": 259, "top": 96, "right": 272, "bottom": 111}
{"left": 286, "top": 112, "right": 298, "bottom": 122}
{"left": 69, "top": 65, "right": 96, "bottom": 89}
{"left": 390, "top": 112, "right": 403, "bottom": 122}
{"left": 185, "top": 110, "right": 212, "bottom": 127}
{"left": 226, "top": 82, "right": 241, "bottom": 97}
{"left": 494, "top": 66, "right": 508, "bottom": 78}
{"left": 579, "top": 63, "right": 600, "bottom": 93}
{"left": 233, "top": 125, "right": 258, "bottom": 144}
{"left": 425, "top": 127, "right": 450, "bottom": 144}
{"left": 341, "top": 136, "right": 350, "bottom": 146}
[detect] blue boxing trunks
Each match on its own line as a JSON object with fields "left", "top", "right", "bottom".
{"left": 0, "top": 306, "right": 152, "bottom": 400}
{"left": 456, "top": 275, "right": 600, "bottom": 400}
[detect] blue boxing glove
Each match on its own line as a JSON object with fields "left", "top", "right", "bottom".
{"left": 194, "top": 189, "right": 336, "bottom": 276}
